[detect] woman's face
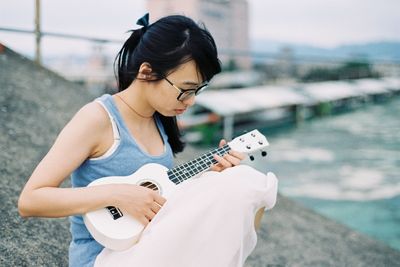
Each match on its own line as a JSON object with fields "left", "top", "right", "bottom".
{"left": 147, "top": 60, "right": 204, "bottom": 117}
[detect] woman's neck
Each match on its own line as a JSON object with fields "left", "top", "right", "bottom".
{"left": 116, "top": 83, "right": 155, "bottom": 121}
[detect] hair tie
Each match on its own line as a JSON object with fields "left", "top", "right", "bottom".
{"left": 136, "top": 13, "right": 150, "bottom": 29}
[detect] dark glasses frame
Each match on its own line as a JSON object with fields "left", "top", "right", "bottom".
{"left": 164, "top": 77, "right": 209, "bottom": 101}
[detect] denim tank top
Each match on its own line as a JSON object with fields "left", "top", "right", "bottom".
{"left": 68, "top": 94, "right": 174, "bottom": 267}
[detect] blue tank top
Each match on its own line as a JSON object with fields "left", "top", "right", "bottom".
{"left": 68, "top": 94, "right": 174, "bottom": 267}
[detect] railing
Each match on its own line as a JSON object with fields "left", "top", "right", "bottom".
{"left": 2, "top": 26, "right": 400, "bottom": 66}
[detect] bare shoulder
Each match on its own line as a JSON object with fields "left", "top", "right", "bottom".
{"left": 56, "top": 100, "right": 112, "bottom": 154}
{"left": 70, "top": 101, "right": 110, "bottom": 132}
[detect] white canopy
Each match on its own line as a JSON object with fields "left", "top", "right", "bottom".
{"left": 196, "top": 85, "right": 308, "bottom": 116}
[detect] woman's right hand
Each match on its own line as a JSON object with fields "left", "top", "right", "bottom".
{"left": 112, "top": 184, "right": 166, "bottom": 226}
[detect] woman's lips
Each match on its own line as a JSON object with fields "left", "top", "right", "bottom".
{"left": 175, "top": 109, "right": 186, "bottom": 114}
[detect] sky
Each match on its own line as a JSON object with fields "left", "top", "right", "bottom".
{"left": 0, "top": 0, "right": 399, "bottom": 58}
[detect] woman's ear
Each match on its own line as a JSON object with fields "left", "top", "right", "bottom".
{"left": 137, "top": 62, "right": 153, "bottom": 80}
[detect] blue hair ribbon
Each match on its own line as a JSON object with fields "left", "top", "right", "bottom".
{"left": 136, "top": 13, "right": 150, "bottom": 28}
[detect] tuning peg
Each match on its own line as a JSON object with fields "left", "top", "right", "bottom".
{"left": 261, "top": 151, "right": 267, "bottom": 157}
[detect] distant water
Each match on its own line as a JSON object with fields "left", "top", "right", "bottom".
{"left": 258, "top": 97, "right": 400, "bottom": 250}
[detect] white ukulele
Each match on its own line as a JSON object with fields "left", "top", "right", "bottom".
{"left": 83, "top": 129, "right": 269, "bottom": 251}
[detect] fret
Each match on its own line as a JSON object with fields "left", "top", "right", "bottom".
{"left": 201, "top": 155, "right": 212, "bottom": 166}
{"left": 205, "top": 152, "right": 218, "bottom": 165}
{"left": 183, "top": 162, "right": 189, "bottom": 170}
{"left": 168, "top": 144, "right": 231, "bottom": 185}
{"left": 200, "top": 155, "right": 209, "bottom": 163}
{"left": 175, "top": 169, "right": 185, "bottom": 182}
{"left": 168, "top": 169, "right": 182, "bottom": 184}
{"left": 168, "top": 172, "right": 176, "bottom": 181}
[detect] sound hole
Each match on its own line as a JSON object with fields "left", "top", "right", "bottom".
{"left": 140, "top": 181, "right": 159, "bottom": 192}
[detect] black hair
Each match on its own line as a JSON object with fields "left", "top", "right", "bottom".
{"left": 114, "top": 15, "right": 221, "bottom": 155}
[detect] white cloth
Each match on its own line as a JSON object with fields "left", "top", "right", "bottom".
{"left": 95, "top": 165, "right": 278, "bottom": 267}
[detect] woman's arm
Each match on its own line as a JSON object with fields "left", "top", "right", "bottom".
{"left": 18, "top": 102, "right": 163, "bottom": 225}
{"left": 18, "top": 102, "right": 112, "bottom": 217}
{"left": 254, "top": 207, "right": 265, "bottom": 230}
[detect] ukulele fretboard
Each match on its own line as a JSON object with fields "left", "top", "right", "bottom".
{"left": 167, "top": 144, "right": 230, "bottom": 185}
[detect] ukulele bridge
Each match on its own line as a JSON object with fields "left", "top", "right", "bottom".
{"left": 106, "top": 206, "right": 123, "bottom": 220}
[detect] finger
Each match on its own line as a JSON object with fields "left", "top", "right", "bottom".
{"left": 210, "top": 164, "right": 223, "bottom": 172}
{"left": 214, "top": 154, "right": 232, "bottom": 168}
{"left": 229, "top": 150, "right": 245, "bottom": 161}
{"left": 219, "top": 139, "right": 226, "bottom": 148}
{"left": 138, "top": 215, "right": 150, "bottom": 226}
{"left": 153, "top": 193, "right": 167, "bottom": 206}
{"left": 223, "top": 153, "right": 241, "bottom": 166}
{"left": 150, "top": 202, "right": 162, "bottom": 213}
{"left": 144, "top": 209, "right": 157, "bottom": 221}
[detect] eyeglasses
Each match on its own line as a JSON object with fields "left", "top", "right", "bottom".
{"left": 164, "top": 77, "right": 209, "bottom": 101}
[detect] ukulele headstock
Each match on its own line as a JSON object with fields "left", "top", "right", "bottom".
{"left": 228, "top": 129, "right": 269, "bottom": 154}
{"left": 228, "top": 130, "right": 269, "bottom": 167}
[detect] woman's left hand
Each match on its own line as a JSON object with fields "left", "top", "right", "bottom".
{"left": 210, "top": 139, "right": 245, "bottom": 172}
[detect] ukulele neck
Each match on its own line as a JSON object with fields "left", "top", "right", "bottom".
{"left": 167, "top": 144, "right": 230, "bottom": 185}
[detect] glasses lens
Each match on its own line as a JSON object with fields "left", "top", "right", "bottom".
{"left": 195, "top": 84, "right": 208, "bottom": 96}
{"left": 179, "top": 91, "right": 196, "bottom": 101}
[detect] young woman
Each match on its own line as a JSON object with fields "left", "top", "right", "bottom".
{"left": 18, "top": 14, "right": 277, "bottom": 267}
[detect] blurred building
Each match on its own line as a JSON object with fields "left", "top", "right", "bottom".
{"left": 147, "top": 0, "right": 251, "bottom": 69}
{"left": 45, "top": 44, "right": 115, "bottom": 94}
{"left": 274, "top": 47, "right": 297, "bottom": 80}
{"left": 374, "top": 62, "right": 400, "bottom": 77}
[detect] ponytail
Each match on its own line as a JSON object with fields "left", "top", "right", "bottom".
{"left": 114, "top": 28, "right": 145, "bottom": 91}
{"left": 115, "top": 13, "right": 149, "bottom": 91}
